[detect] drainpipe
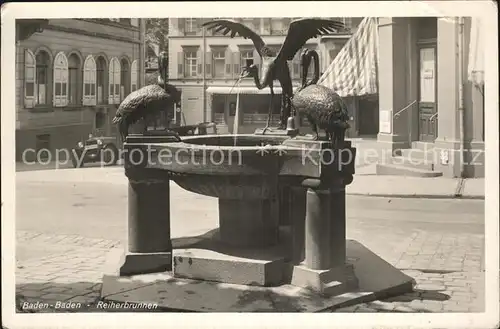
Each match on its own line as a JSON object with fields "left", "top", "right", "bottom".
{"left": 457, "top": 17, "right": 465, "bottom": 178}
{"left": 139, "top": 18, "right": 146, "bottom": 88}
{"left": 202, "top": 21, "right": 207, "bottom": 123}
{"left": 407, "top": 19, "right": 413, "bottom": 148}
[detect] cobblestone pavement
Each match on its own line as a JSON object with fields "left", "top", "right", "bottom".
{"left": 14, "top": 229, "right": 485, "bottom": 313}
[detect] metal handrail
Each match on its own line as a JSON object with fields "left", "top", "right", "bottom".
{"left": 430, "top": 112, "right": 439, "bottom": 122}
{"left": 393, "top": 100, "right": 417, "bottom": 118}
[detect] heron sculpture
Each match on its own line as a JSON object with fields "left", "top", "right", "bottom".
{"left": 112, "top": 51, "right": 182, "bottom": 143}
{"left": 291, "top": 49, "right": 350, "bottom": 147}
{"left": 202, "top": 18, "right": 345, "bottom": 133}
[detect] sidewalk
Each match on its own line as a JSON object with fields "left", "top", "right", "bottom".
{"left": 347, "top": 173, "right": 485, "bottom": 200}
{"left": 15, "top": 163, "right": 485, "bottom": 200}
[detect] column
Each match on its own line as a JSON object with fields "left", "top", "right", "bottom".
{"left": 119, "top": 167, "right": 172, "bottom": 276}
{"left": 434, "top": 18, "right": 461, "bottom": 177}
{"left": 377, "top": 18, "right": 413, "bottom": 152}
{"left": 304, "top": 188, "right": 333, "bottom": 269}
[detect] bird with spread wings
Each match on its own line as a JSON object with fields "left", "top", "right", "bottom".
{"left": 202, "top": 18, "right": 345, "bottom": 133}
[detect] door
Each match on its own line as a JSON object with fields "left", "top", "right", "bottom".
{"left": 418, "top": 46, "right": 438, "bottom": 142}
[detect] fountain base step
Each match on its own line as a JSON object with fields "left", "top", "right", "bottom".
{"left": 173, "top": 249, "right": 285, "bottom": 286}
{"left": 119, "top": 252, "right": 172, "bottom": 276}
{"left": 101, "top": 239, "right": 415, "bottom": 312}
{"left": 291, "top": 263, "right": 358, "bottom": 296}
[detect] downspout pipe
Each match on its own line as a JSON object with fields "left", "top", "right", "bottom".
{"left": 202, "top": 22, "right": 207, "bottom": 123}
{"left": 458, "top": 17, "right": 465, "bottom": 178}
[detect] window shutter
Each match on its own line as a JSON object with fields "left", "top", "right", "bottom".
{"left": 205, "top": 51, "right": 212, "bottom": 77}
{"left": 263, "top": 18, "right": 271, "bottom": 34}
{"left": 178, "top": 18, "right": 185, "bottom": 35}
{"left": 197, "top": 48, "right": 203, "bottom": 76}
{"left": 195, "top": 18, "right": 202, "bottom": 36}
{"left": 24, "top": 49, "right": 36, "bottom": 109}
{"left": 252, "top": 18, "right": 260, "bottom": 33}
{"left": 177, "top": 52, "right": 184, "bottom": 78}
{"left": 108, "top": 58, "right": 114, "bottom": 104}
{"left": 114, "top": 58, "right": 121, "bottom": 104}
{"left": 233, "top": 52, "right": 240, "bottom": 78}
{"left": 224, "top": 47, "right": 233, "bottom": 78}
{"left": 282, "top": 18, "right": 291, "bottom": 33}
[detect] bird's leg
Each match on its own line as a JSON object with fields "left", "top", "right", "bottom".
{"left": 262, "top": 85, "right": 274, "bottom": 134}
{"left": 312, "top": 124, "right": 319, "bottom": 141}
{"left": 279, "top": 94, "right": 287, "bottom": 129}
{"left": 119, "top": 119, "right": 128, "bottom": 144}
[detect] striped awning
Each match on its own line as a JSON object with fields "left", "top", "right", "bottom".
{"left": 468, "top": 17, "right": 484, "bottom": 86}
{"left": 318, "top": 17, "right": 379, "bottom": 97}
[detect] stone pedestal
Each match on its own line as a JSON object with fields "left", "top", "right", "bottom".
{"left": 172, "top": 195, "right": 285, "bottom": 286}
{"left": 291, "top": 183, "right": 358, "bottom": 295}
{"left": 119, "top": 168, "right": 172, "bottom": 276}
{"left": 218, "top": 198, "right": 279, "bottom": 248}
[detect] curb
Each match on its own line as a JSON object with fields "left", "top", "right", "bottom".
{"left": 346, "top": 193, "right": 485, "bottom": 200}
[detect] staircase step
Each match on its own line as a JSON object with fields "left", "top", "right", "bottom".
{"left": 411, "top": 141, "right": 435, "bottom": 152}
{"left": 376, "top": 163, "right": 443, "bottom": 177}
{"left": 401, "top": 148, "right": 436, "bottom": 161}
{"left": 390, "top": 156, "right": 435, "bottom": 171}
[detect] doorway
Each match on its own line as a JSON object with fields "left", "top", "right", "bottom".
{"left": 418, "top": 45, "right": 438, "bottom": 142}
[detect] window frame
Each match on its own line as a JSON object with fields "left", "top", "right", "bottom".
{"left": 83, "top": 55, "right": 97, "bottom": 106}
{"left": 53, "top": 51, "right": 69, "bottom": 107}
{"left": 108, "top": 57, "right": 121, "bottom": 104}
{"left": 184, "top": 50, "right": 198, "bottom": 78}
{"left": 212, "top": 49, "right": 226, "bottom": 78}
{"left": 130, "top": 59, "right": 138, "bottom": 92}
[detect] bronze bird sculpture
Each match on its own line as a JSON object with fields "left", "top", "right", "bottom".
{"left": 202, "top": 18, "right": 345, "bottom": 133}
{"left": 112, "top": 51, "right": 182, "bottom": 143}
{"left": 292, "top": 49, "right": 350, "bottom": 147}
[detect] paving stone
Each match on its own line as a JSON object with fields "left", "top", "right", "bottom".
{"left": 334, "top": 305, "right": 358, "bottom": 312}
{"left": 38, "top": 293, "right": 77, "bottom": 302}
{"left": 418, "top": 300, "right": 444, "bottom": 312}
{"left": 40, "top": 286, "right": 72, "bottom": 293}
{"left": 354, "top": 305, "right": 378, "bottom": 313}
{"left": 415, "top": 283, "right": 446, "bottom": 291}
{"left": 18, "top": 290, "right": 50, "bottom": 298}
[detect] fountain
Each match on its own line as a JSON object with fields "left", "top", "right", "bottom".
{"left": 100, "top": 19, "right": 415, "bottom": 312}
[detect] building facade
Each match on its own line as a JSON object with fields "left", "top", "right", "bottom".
{"left": 168, "top": 17, "right": 360, "bottom": 133}
{"left": 15, "top": 18, "right": 145, "bottom": 162}
{"left": 376, "top": 17, "right": 484, "bottom": 178}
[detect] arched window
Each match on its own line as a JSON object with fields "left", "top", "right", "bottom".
{"left": 36, "top": 50, "right": 51, "bottom": 106}
{"left": 130, "top": 60, "right": 138, "bottom": 92}
{"left": 24, "top": 49, "right": 36, "bottom": 108}
{"left": 68, "top": 53, "right": 82, "bottom": 105}
{"left": 53, "top": 52, "right": 69, "bottom": 107}
{"left": 108, "top": 57, "right": 121, "bottom": 104}
{"left": 120, "top": 58, "right": 130, "bottom": 100}
{"left": 83, "top": 55, "right": 97, "bottom": 106}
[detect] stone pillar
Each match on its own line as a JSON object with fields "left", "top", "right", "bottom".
{"left": 119, "top": 167, "right": 172, "bottom": 276}
{"left": 304, "top": 188, "right": 332, "bottom": 270}
{"left": 218, "top": 198, "right": 279, "bottom": 248}
{"left": 289, "top": 187, "right": 306, "bottom": 264}
{"left": 377, "top": 17, "right": 414, "bottom": 153}
{"left": 434, "top": 18, "right": 462, "bottom": 177}
{"left": 291, "top": 179, "right": 356, "bottom": 295}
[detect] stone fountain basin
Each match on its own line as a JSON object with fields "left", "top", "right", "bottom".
{"left": 127, "top": 134, "right": 355, "bottom": 199}
{"left": 144, "top": 134, "right": 290, "bottom": 199}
